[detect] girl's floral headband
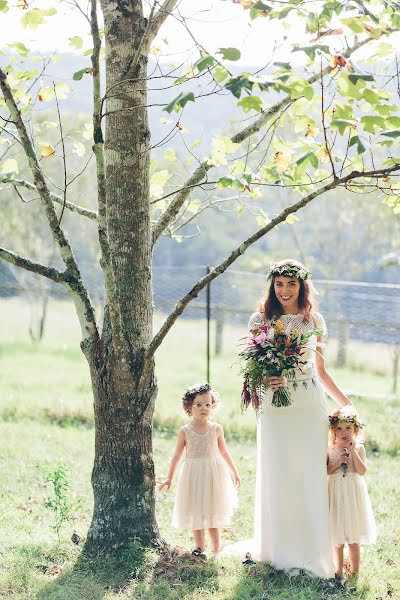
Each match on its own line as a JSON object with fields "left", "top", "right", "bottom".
{"left": 183, "top": 383, "right": 211, "bottom": 401}
{"left": 267, "top": 263, "right": 310, "bottom": 281}
{"left": 329, "top": 414, "right": 364, "bottom": 428}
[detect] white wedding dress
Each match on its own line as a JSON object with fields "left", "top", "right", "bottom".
{"left": 224, "top": 312, "right": 336, "bottom": 579}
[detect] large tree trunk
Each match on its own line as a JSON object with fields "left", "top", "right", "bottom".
{"left": 83, "top": 1, "right": 160, "bottom": 553}
{"left": 84, "top": 339, "right": 161, "bottom": 553}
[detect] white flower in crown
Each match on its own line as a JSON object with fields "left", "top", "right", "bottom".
{"left": 267, "top": 263, "right": 310, "bottom": 281}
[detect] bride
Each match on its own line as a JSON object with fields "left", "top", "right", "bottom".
{"left": 229, "top": 259, "right": 352, "bottom": 579}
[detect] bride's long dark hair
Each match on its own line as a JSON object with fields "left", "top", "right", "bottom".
{"left": 258, "top": 259, "right": 316, "bottom": 321}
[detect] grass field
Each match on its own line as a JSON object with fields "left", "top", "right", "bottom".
{"left": 0, "top": 298, "right": 399, "bottom": 599}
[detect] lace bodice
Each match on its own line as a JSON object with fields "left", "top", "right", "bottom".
{"left": 247, "top": 311, "right": 327, "bottom": 377}
{"left": 328, "top": 445, "right": 360, "bottom": 475}
{"left": 182, "top": 423, "right": 220, "bottom": 459}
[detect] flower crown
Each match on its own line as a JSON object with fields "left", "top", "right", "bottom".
{"left": 267, "top": 263, "right": 310, "bottom": 281}
{"left": 329, "top": 414, "right": 364, "bottom": 428}
{"left": 183, "top": 383, "right": 211, "bottom": 401}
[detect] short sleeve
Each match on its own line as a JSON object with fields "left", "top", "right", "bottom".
{"left": 313, "top": 312, "right": 327, "bottom": 336}
{"left": 248, "top": 311, "right": 264, "bottom": 332}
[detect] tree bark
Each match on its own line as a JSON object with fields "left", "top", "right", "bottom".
{"left": 84, "top": 333, "right": 161, "bottom": 553}
{"left": 83, "top": 2, "right": 161, "bottom": 553}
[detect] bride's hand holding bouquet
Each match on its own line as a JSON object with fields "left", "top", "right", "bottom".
{"left": 239, "top": 318, "right": 321, "bottom": 411}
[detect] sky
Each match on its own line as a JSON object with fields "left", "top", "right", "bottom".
{"left": 0, "top": 0, "right": 287, "bottom": 67}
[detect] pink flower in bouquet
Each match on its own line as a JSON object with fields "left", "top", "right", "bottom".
{"left": 254, "top": 331, "right": 268, "bottom": 345}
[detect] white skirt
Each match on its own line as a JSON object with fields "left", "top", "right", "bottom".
{"left": 223, "top": 376, "right": 336, "bottom": 579}
{"left": 328, "top": 472, "right": 376, "bottom": 545}
{"left": 172, "top": 457, "right": 238, "bottom": 530}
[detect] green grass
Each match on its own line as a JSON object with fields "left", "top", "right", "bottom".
{"left": 0, "top": 298, "right": 399, "bottom": 599}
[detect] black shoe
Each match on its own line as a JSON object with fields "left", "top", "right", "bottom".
{"left": 191, "top": 547, "right": 207, "bottom": 560}
{"left": 242, "top": 552, "right": 255, "bottom": 565}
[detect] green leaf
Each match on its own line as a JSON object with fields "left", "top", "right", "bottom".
{"left": 0, "top": 158, "right": 19, "bottom": 178}
{"left": 7, "top": 42, "right": 29, "bottom": 58}
{"left": 370, "top": 42, "right": 393, "bottom": 60}
{"left": 225, "top": 76, "right": 252, "bottom": 98}
{"left": 195, "top": 54, "right": 215, "bottom": 72}
{"left": 337, "top": 73, "right": 363, "bottom": 100}
{"left": 218, "top": 47, "right": 241, "bottom": 61}
{"left": 164, "top": 148, "right": 176, "bottom": 162}
{"left": 292, "top": 44, "right": 329, "bottom": 63}
{"left": 383, "top": 156, "right": 400, "bottom": 168}
{"left": 331, "top": 118, "right": 356, "bottom": 135}
{"left": 212, "top": 66, "right": 229, "bottom": 84}
{"left": 360, "top": 115, "right": 385, "bottom": 134}
{"left": 0, "top": 0, "right": 8, "bottom": 12}
{"left": 285, "top": 214, "right": 300, "bottom": 224}
{"left": 163, "top": 92, "right": 195, "bottom": 113}
{"left": 217, "top": 175, "right": 250, "bottom": 191}
{"left": 21, "top": 7, "right": 57, "bottom": 29}
{"left": 186, "top": 198, "right": 202, "bottom": 214}
{"left": 69, "top": 36, "right": 83, "bottom": 50}
{"left": 296, "top": 151, "right": 318, "bottom": 168}
{"left": 381, "top": 130, "right": 400, "bottom": 139}
{"left": 237, "top": 95, "right": 264, "bottom": 113}
{"left": 341, "top": 17, "right": 365, "bottom": 33}
{"left": 73, "top": 69, "right": 87, "bottom": 81}
{"left": 348, "top": 73, "right": 374, "bottom": 85}
{"left": 333, "top": 103, "right": 354, "bottom": 120}
{"left": 352, "top": 0, "right": 379, "bottom": 23}
{"left": 375, "top": 104, "right": 398, "bottom": 117}
{"left": 349, "top": 135, "right": 366, "bottom": 154}
{"left": 274, "top": 62, "right": 291, "bottom": 70}
{"left": 362, "top": 89, "right": 380, "bottom": 104}
{"left": 282, "top": 77, "right": 313, "bottom": 100}
{"left": 386, "top": 117, "right": 400, "bottom": 129}
{"left": 150, "top": 170, "right": 171, "bottom": 198}
{"left": 209, "top": 136, "right": 240, "bottom": 167}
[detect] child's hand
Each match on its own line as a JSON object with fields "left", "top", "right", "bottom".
{"left": 234, "top": 473, "right": 241, "bottom": 488}
{"left": 158, "top": 479, "right": 172, "bottom": 491}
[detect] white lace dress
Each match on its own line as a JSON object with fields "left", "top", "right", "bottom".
{"left": 172, "top": 423, "right": 238, "bottom": 530}
{"left": 327, "top": 445, "right": 376, "bottom": 545}
{"left": 224, "top": 312, "right": 336, "bottom": 579}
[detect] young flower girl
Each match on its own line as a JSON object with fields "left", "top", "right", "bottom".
{"left": 327, "top": 407, "right": 376, "bottom": 578}
{"left": 159, "top": 383, "right": 240, "bottom": 558}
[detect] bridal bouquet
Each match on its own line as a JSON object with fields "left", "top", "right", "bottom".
{"left": 240, "top": 319, "right": 322, "bottom": 411}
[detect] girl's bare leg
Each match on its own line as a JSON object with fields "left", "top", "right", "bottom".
{"left": 333, "top": 544, "right": 345, "bottom": 577}
{"left": 208, "top": 528, "right": 221, "bottom": 556}
{"left": 193, "top": 529, "right": 206, "bottom": 551}
{"left": 348, "top": 543, "right": 360, "bottom": 574}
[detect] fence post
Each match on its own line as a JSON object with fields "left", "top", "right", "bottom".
{"left": 393, "top": 346, "right": 400, "bottom": 394}
{"left": 206, "top": 266, "right": 211, "bottom": 384}
{"left": 335, "top": 317, "right": 349, "bottom": 368}
{"left": 215, "top": 306, "right": 224, "bottom": 355}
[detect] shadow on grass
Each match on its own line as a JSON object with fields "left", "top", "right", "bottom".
{"left": 224, "top": 561, "right": 370, "bottom": 600}
{"left": 32, "top": 543, "right": 222, "bottom": 600}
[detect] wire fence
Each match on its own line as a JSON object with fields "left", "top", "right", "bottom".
{"left": 1, "top": 263, "right": 399, "bottom": 395}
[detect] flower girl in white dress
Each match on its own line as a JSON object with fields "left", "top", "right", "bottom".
{"left": 327, "top": 408, "right": 376, "bottom": 578}
{"left": 159, "top": 383, "right": 240, "bottom": 558}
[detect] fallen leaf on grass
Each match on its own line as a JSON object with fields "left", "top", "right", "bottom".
{"left": 71, "top": 532, "right": 81, "bottom": 544}
{"left": 47, "top": 565, "right": 63, "bottom": 576}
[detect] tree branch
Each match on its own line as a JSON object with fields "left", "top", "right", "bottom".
{"left": 3, "top": 178, "right": 97, "bottom": 219}
{"left": 90, "top": 0, "right": 125, "bottom": 349}
{"left": 151, "top": 35, "right": 376, "bottom": 244}
{"left": 149, "top": 0, "right": 178, "bottom": 41}
{"left": 0, "top": 68, "right": 99, "bottom": 344}
{"left": 147, "top": 162, "right": 400, "bottom": 360}
{"left": 0, "top": 247, "right": 65, "bottom": 284}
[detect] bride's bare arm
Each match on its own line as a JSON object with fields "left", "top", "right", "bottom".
{"left": 315, "top": 336, "right": 352, "bottom": 407}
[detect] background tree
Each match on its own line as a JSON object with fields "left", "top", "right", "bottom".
{"left": 1, "top": 0, "right": 400, "bottom": 554}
